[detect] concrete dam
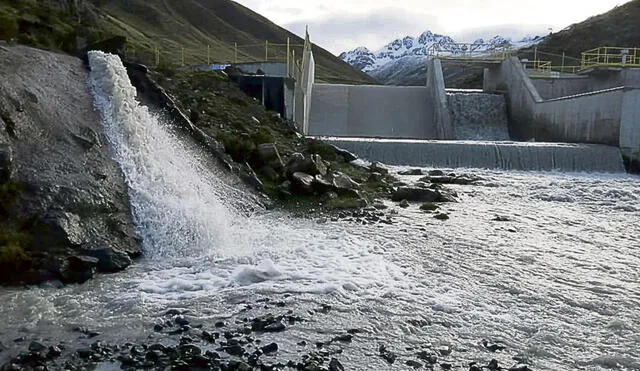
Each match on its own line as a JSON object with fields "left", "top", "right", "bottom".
{"left": 295, "top": 51, "right": 640, "bottom": 173}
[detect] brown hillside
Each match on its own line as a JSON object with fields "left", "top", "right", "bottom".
{"left": 527, "top": 0, "right": 640, "bottom": 58}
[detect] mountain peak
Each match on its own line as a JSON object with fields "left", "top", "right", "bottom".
{"left": 340, "top": 30, "right": 542, "bottom": 72}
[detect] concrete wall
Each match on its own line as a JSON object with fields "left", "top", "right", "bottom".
{"left": 620, "top": 89, "right": 640, "bottom": 158}
{"left": 308, "top": 84, "right": 434, "bottom": 138}
{"left": 484, "top": 57, "right": 626, "bottom": 145}
{"left": 531, "top": 74, "right": 624, "bottom": 100}
{"left": 426, "top": 59, "right": 454, "bottom": 139}
{"left": 535, "top": 88, "right": 623, "bottom": 145}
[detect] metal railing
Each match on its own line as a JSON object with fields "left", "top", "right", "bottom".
{"left": 581, "top": 47, "right": 640, "bottom": 69}
{"left": 124, "top": 38, "right": 305, "bottom": 77}
{"left": 427, "top": 43, "right": 513, "bottom": 61}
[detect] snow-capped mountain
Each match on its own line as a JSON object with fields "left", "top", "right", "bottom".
{"left": 339, "top": 31, "right": 543, "bottom": 74}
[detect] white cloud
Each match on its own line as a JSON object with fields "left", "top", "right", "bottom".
{"left": 234, "top": 0, "right": 632, "bottom": 54}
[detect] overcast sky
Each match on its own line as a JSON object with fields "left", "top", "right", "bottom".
{"left": 234, "top": 0, "right": 632, "bottom": 54}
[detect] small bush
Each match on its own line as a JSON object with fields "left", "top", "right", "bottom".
{"left": 250, "top": 126, "right": 274, "bottom": 145}
{"left": 0, "top": 243, "right": 30, "bottom": 271}
{"left": 217, "top": 132, "right": 255, "bottom": 163}
{"left": 0, "top": 13, "right": 19, "bottom": 40}
{"left": 305, "top": 139, "right": 338, "bottom": 161}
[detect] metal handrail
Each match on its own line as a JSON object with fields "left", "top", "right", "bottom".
{"left": 581, "top": 47, "right": 640, "bottom": 69}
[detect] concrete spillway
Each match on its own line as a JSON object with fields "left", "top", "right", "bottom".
{"left": 447, "top": 91, "right": 510, "bottom": 141}
{"left": 323, "top": 137, "right": 626, "bottom": 173}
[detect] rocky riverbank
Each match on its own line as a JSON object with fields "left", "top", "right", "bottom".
{"left": 0, "top": 294, "right": 532, "bottom": 371}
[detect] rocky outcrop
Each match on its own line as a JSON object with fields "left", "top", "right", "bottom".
{"left": 0, "top": 45, "right": 140, "bottom": 285}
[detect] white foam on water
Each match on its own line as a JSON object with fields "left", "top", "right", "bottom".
{"left": 86, "top": 51, "right": 407, "bottom": 300}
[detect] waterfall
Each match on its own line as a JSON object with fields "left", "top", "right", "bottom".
{"left": 447, "top": 91, "right": 510, "bottom": 141}
{"left": 87, "top": 51, "right": 238, "bottom": 259}
{"left": 325, "top": 138, "right": 626, "bottom": 173}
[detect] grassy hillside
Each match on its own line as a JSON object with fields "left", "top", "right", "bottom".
{"left": 0, "top": 0, "right": 377, "bottom": 84}
{"left": 523, "top": 0, "right": 640, "bottom": 59}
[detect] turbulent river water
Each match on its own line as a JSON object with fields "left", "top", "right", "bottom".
{"left": 1, "top": 52, "right": 639, "bottom": 371}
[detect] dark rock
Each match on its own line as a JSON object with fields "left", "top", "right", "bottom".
{"left": 260, "top": 342, "right": 278, "bottom": 354}
{"left": 406, "top": 359, "right": 423, "bottom": 369}
{"left": 0, "top": 143, "right": 12, "bottom": 183}
{"left": 330, "top": 145, "right": 358, "bottom": 162}
{"left": 76, "top": 348, "right": 93, "bottom": 359}
{"left": 153, "top": 324, "right": 164, "bottom": 332}
{"left": 46, "top": 346, "right": 62, "bottom": 359}
{"left": 291, "top": 172, "right": 315, "bottom": 195}
{"left": 214, "top": 321, "right": 226, "bottom": 328}
{"left": 488, "top": 359, "right": 500, "bottom": 370}
{"left": 428, "top": 170, "right": 445, "bottom": 176}
{"left": 398, "top": 168, "right": 423, "bottom": 176}
{"left": 28, "top": 342, "right": 46, "bottom": 353}
{"left": 174, "top": 316, "right": 189, "bottom": 326}
{"left": 286, "top": 153, "right": 327, "bottom": 177}
{"left": 440, "top": 363, "right": 452, "bottom": 370}
{"left": 329, "top": 358, "right": 345, "bottom": 371}
{"left": 78, "top": 247, "right": 132, "bottom": 273}
{"left": 391, "top": 186, "right": 456, "bottom": 203}
{"left": 331, "top": 334, "right": 353, "bottom": 343}
{"left": 379, "top": 345, "right": 396, "bottom": 364}
{"left": 369, "top": 162, "right": 389, "bottom": 175}
{"left": 59, "top": 255, "right": 99, "bottom": 284}
{"left": 492, "top": 215, "right": 511, "bottom": 222}
{"left": 399, "top": 199, "right": 410, "bottom": 208}
{"left": 178, "top": 344, "right": 201, "bottom": 356}
{"left": 224, "top": 344, "right": 245, "bottom": 356}
{"left": 312, "top": 175, "right": 334, "bottom": 194}
{"left": 165, "top": 309, "right": 182, "bottom": 316}
{"left": 331, "top": 173, "right": 360, "bottom": 192}
{"left": 434, "top": 213, "right": 450, "bottom": 220}
{"left": 417, "top": 351, "right": 438, "bottom": 364}
{"left": 482, "top": 340, "right": 506, "bottom": 352}
{"left": 263, "top": 322, "right": 286, "bottom": 332}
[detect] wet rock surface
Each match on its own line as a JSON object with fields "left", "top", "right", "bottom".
{"left": 0, "top": 45, "right": 140, "bottom": 285}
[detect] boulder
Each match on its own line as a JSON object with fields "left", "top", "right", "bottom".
{"left": 420, "top": 175, "right": 477, "bottom": 185}
{"left": 369, "top": 162, "right": 389, "bottom": 175}
{"left": 398, "top": 168, "right": 423, "bottom": 176}
{"left": 391, "top": 186, "right": 456, "bottom": 203}
{"left": 285, "top": 153, "right": 327, "bottom": 178}
{"left": 80, "top": 247, "right": 133, "bottom": 273}
{"left": 290, "top": 172, "right": 315, "bottom": 195}
{"left": 329, "top": 145, "right": 358, "bottom": 162}
{"left": 312, "top": 175, "right": 333, "bottom": 194}
{"left": 332, "top": 173, "right": 360, "bottom": 191}
{"left": 59, "top": 255, "right": 99, "bottom": 284}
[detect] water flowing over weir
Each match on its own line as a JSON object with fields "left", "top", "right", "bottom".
{"left": 323, "top": 138, "right": 627, "bottom": 173}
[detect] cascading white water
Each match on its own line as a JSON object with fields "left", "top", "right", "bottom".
{"left": 85, "top": 51, "right": 402, "bottom": 296}
{"left": 87, "top": 51, "right": 237, "bottom": 259}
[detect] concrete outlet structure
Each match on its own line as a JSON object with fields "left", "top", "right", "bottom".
{"left": 484, "top": 57, "right": 640, "bottom": 166}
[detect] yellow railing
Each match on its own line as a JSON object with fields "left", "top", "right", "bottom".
{"left": 581, "top": 47, "right": 640, "bottom": 69}
{"left": 427, "top": 43, "right": 513, "bottom": 61}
